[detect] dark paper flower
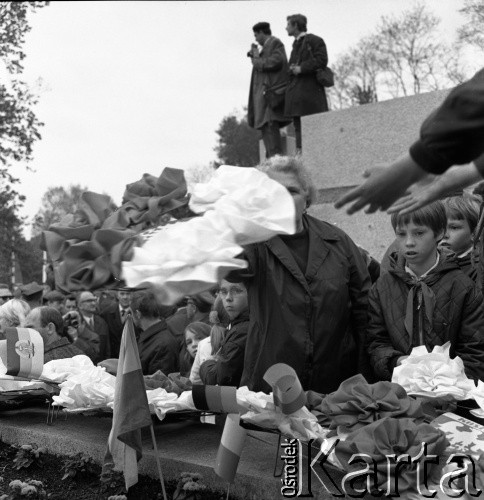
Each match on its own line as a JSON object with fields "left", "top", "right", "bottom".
{"left": 120, "top": 167, "right": 189, "bottom": 227}
{"left": 335, "top": 417, "right": 448, "bottom": 495}
{"left": 315, "top": 374, "right": 425, "bottom": 432}
{"left": 41, "top": 168, "right": 190, "bottom": 291}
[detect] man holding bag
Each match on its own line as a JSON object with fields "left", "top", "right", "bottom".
{"left": 248, "top": 22, "right": 290, "bottom": 158}
{"left": 285, "top": 14, "right": 330, "bottom": 152}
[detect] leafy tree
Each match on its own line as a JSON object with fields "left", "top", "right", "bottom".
{"left": 0, "top": 2, "right": 48, "bottom": 189}
{"left": 32, "top": 184, "right": 88, "bottom": 235}
{"left": 0, "top": 2, "right": 48, "bottom": 284}
{"left": 214, "top": 110, "right": 260, "bottom": 167}
{"left": 458, "top": 0, "right": 484, "bottom": 51}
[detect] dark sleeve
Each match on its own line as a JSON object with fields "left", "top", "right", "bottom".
{"left": 97, "top": 317, "right": 110, "bottom": 360}
{"left": 148, "top": 340, "right": 179, "bottom": 376}
{"left": 453, "top": 284, "right": 484, "bottom": 381}
{"left": 300, "top": 35, "right": 328, "bottom": 74}
{"left": 200, "top": 327, "right": 248, "bottom": 387}
{"left": 345, "top": 236, "right": 373, "bottom": 381}
{"left": 252, "top": 38, "right": 287, "bottom": 72}
{"left": 74, "top": 326, "right": 100, "bottom": 363}
{"left": 199, "top": 359, "right": 218, "bottom": 385}
{"left": 367, "top": 283, "right": 405, "bottom": 381}
{"left": 409, "top": 68, "right": 484, "bottom": 174}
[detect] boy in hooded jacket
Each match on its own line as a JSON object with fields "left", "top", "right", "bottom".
{"left": 367, "top": 200, "right": 484, "bottom": 382}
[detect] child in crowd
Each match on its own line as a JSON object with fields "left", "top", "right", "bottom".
{"left": 367, "top": 201, "right": 484, "bottom": 382}
{"left": 179, "top": 322, "right": 211, "bottom": 377}
{"left": 189, "top": 294, "right": 229, "bottom": 384}
{"left": 441, "top": 193, "right": 481, "bottom": 281}
{"left": 199, "top": 278, "right": 249, "bottom": 387}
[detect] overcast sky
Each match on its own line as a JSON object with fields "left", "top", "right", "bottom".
{"left": 11, "top": 0, "right": 471, "bottom": 234}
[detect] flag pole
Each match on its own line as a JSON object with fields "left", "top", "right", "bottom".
{"left": 149, "top": 424, "right": 168, "bottom": 500}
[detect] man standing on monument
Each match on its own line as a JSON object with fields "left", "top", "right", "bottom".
{"left": 248, "top": 22, "right": 290, "bottom": 158}
{"left": 285, "top": 14, "right": 329, "bottom": 152}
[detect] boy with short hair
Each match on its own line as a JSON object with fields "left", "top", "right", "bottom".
{"left": 199, "top": 279, "right": 249, "bottom": 387}
{"left": 441, "top": 193, "right": 481, "bottom": 281}
{"left": 367, "top": 201, "right": 484, "bottom": 381}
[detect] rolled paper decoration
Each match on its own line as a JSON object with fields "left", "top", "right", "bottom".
{"left": 263, "top": 363, "right": 307, "bottom": 415}
{"left": 215, "top": 413, "right": 247, "bottom": 483}
{"left": 192, "top": 384, "right": 239, "bottom": 414}
{"left": 2, "top": 328, "right": 44, "bottom": 379}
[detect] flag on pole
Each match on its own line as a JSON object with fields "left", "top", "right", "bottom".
{"left": 105, "top": 315, "right": 152, "bottom": 489}
{"left": 0, "top": 328, "right": 44, "bottom": 379}
{"left": 214, "top": 413, "right": 247, "bottom": 483}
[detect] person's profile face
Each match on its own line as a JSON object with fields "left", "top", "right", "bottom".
{"left": 286, "top": 21, "right": 296, "bottom": 36}
{"left": 253, "top": 31, "right": 265, "bottom": 46}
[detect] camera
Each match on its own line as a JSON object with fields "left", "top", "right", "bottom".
{"left": 63, "top": 311, "right": 80, "bottom": 329}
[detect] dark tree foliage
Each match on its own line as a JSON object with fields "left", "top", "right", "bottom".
{"left": 214, "top": 112, "right": 260, "bottom": 167}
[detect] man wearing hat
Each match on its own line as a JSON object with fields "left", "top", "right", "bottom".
{"left": 247, "top": 21, "right": 290, "bottom": 158}
{"left": 20, "top": 282, "right": 44, "bottom": 309}
{"left": 0, "top": 285, "right": 13, "bottom": 306}
{"left": 101, "top": 287, "right": 133, "bottom": 358}
{"left": 44, "top": 290, "right": 66, "bottom": 314}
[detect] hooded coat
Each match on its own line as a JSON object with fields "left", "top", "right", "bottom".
{"left": 367, "top": 251, "right": 484, "bottom": 381}
{"left": 240, "top": 214, "right": 371, "bottom": 394}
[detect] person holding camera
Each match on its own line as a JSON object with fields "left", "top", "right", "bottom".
{"left": 63, "top": 306, "right": 101, "bottom": 363}
{"left": 285, "top": 14, "right": 329, "bottom": 152}
{"left": 247, "top": 22, "right": 290, "bottom": 159}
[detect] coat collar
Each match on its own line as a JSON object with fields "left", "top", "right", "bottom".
{"left": 265, "top": 215, "right": 339, "bottom": 293}
{"left": 138, "top": 319, "right": 167, "bottom": 343}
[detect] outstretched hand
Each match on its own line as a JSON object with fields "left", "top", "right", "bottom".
{"left": 388, "top": 163, "right": 483, "bottom": 215}
{"left": 334, "top": 155, "right": 428, "bottom": 215}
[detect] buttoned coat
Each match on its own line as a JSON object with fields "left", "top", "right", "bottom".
{"left": 284, "top": 33, "right": 329, "bottom": 117}
{"left": 240, "top": 214, "right": 371, "bottom": 394}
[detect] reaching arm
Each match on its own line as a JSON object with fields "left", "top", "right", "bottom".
{"left": 335, "top": 68, "right": 484, "bottom": 215}
{"left": 388, "top": 161, "right": 483, "bottom": 215}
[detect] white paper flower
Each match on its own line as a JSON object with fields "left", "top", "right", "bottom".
{"left": 122, "top": 166, "right": 295, "bottom": 304}
{"left": 392, "top": 343, "right": 475, "bottom": 400}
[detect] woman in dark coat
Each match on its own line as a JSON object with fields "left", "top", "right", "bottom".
{"left": 239, "top": 156, "right": 372, "bottom": 394}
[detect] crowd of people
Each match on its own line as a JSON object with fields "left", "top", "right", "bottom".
{"left": 2, "top": 153, "right": 484, "bottom": 395}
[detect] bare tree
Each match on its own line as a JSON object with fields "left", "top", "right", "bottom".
{"left": 458, "top": 0, "right": 484, "bottom": 51}
{"left": 329, "top": 3, "right": 468, "bottom": 110}
{"left": 329, "top": 35, "right": 381, "bottom": 109}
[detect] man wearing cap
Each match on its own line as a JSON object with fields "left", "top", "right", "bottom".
{"left": 44, "top": 290, "right": 65, "bottom": 314}
{"left": 0, "top": 286, "right": 13, "bottom": 306}
{"left": 25, "top": 306, "right": 84, "bottom": 362}
{"left": 20, "top": 282, "right": 44, "bottom": 309}
{"left": 101, "top": 288, "right": 133, "bottom": 358}
{"left": 77, "top": 291, "right": 109, "bottom": 361}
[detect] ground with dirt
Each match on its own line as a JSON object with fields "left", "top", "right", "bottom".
{"left": 0, "top": 440, "right": 231, "bottom": 500}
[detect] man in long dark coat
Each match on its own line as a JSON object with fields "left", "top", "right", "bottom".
{"left": 284, "top": 14, "right": 329, "bottom": 151}
{"left": 248, "top": 22, "right": 290, "bottom": 158}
